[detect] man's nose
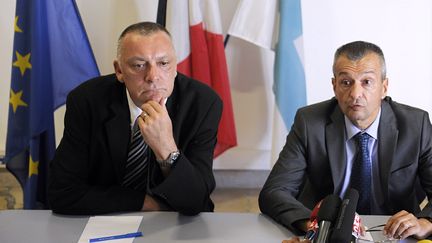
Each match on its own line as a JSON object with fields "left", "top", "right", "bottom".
{"left": 349, "top": 81, "right": 363, "bottom": 99}
{"left": 145, "top": 64, "right": 158, "bottom": 82}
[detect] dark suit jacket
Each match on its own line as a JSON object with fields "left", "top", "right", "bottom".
{"left": 259, "top": 97, "right": 432, "bottom": 233}
{"left": 48, "top": 73, "right": 222, "bottom": 215}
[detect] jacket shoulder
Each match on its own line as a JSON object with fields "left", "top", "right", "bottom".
{"left": 297, "top": 98, "right": 339, "bottom": 121}
{"left": 384, "top": 97, "right": 429, "bottom": 116}
{"left": 69, "top": 74, "right": 119, "bottom": 96}
{"left": 175, "top": 73, "right": 221, "bottom": 104}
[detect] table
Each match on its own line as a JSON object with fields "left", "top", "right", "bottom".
{"left": 0, "top": 210, "right": 293, "bottom": 243}
{"left": 361, "top": 216, "right": 416, "bottom": 243}
{"left": 0, "top": 210, "right": 417, "bottom": 243}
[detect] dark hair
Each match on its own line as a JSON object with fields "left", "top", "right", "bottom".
{"left": 117, "top": 22, "right": 171, "bottom": 57}
{"left": 333, "top": 41, "right": 386, "bottom": 79}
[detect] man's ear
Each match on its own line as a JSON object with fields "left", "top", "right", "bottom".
{"left": 382, "top": 78, "right": 389, "bottom": 98}
{"left": 113, "top": 60, "right": 124, "bottom": 83}
{"left": 332, "top": 78, "right": 336, "bottom": 94}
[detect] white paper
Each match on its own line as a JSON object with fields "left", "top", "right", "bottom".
{"left": 77, "top": 216, "right": 143, "bottom": 243}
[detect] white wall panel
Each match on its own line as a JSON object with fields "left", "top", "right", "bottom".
{"left": 1, "top": 0, "right": 432, "bottom": 170}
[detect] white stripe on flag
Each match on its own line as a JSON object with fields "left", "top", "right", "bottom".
{"left": 227, "top": 0, "right": 278, "bottom": 50}
{"left": 166, "top": 0, "right": 190, "bottom": 61}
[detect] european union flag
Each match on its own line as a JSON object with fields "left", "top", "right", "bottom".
{"left": 6, "top": 0, "right": 99, "bottom": 209}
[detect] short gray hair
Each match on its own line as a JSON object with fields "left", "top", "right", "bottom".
{"left": 333, "top": 41, "right": 387, "bottom": 80}
{"left": 116, "top": 22, "right": 171, "bottom": 57}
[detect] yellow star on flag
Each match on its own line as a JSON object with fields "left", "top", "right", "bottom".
{"left": 13, "top": 51, "right": 32, "bottom": 76}
{"left": 28, "top": 156, "right": 39, "bottom": 177}
{"left": 14, "top": 16, "right": 23, "bottom": 33}
{"left": 9, "top": 89, "right": 28, "bottom": 113}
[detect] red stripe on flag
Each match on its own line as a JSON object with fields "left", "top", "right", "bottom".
{"left": 189, "top": 22, "right": 237, "bottom": 157}
{"left": 167, "top": 0, "right": 237, "bottom": 157}
{"left": 177, "top": 54, "right": 192, "bottom": 77}
{"left": 189, "top": 23, "right": 211, "bottom": 86}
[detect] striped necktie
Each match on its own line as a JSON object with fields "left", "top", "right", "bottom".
{"left": 122, "top": 121, "right": 149, "bottom": 191}
{"left": 350, "top": 132, "right": 372, "bottom": 214}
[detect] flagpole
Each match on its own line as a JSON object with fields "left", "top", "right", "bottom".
{"left": 157, "top": 0, "right": 167, "bottom": 26}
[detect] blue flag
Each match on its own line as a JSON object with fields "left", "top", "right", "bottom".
{"left": 6, "top": 0, "right": 99, "bottom": 209}
{"left": 274, "top": 0, "right": 307, "bottom": 129}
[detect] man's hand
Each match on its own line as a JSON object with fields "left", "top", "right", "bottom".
{"left": 383, "top": 210, "right": 432, "bottom": 239}
{"left": 142, "top": 194, "right": 161, "bottom": 211}
{"left": 137, "top": 99, "right": 178, "bottom": 161}
{"left": 282, "top": 237, "right": 311, "bottom": 243}
{"left": 293, "top": 219, "right": 310, "bottom": 233}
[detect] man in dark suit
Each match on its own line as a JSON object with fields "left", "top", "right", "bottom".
{"left": 259, "top": 41, "right": 432, "bottom": 240}
{"left": 48, "top": 22, "right": 222, "bottom": 216}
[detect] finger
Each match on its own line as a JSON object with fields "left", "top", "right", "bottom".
{"left": 141, "top": 111, "right": 149, "bottom": 119}
{"left": 386, "top": 210, "right": 408, "bottom": 226}
{"left": 159, "top": 97, "right": 168, "bottom": 106}
{"left": 388, "top": 218, "right": 411, "bottom": 238}
{"left": 141, "top": 104, "right": 157, "bottom": 118}
{"left": 137, "top": 116, "right": 145, "bottom": 128}
{"left": 160, "top": 98, "right": 168, "bottom": 112}
{"left": 360, "top": 224, "right": 366, "bottom": 236}
{"left": 385, "top": 211, "right": 414, "bottom": 238}
{"left": 398, "top": 223, "right": 417, "bottom": 240}
{"left": 394, "top": 222, "right": 410, "bottom": 239}
{"left": 282, "top": 237, "right": 301, "bottom": 243}
{"left": 142, "top": 101, "right": 163, "bottom": 116}
{"left": 384, "top": 210, "right": 409, "bottom": 235}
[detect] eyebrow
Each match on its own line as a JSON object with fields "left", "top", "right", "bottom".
{"left": 127, "top": 57, "right": 146, "bottom": 62}
{"left": 337, "top": 70, "right": 377, "bottom": 77}
{"left": 127, "top": 55, "right": 170, "bottom": 62}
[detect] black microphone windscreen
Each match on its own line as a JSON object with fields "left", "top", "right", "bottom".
{"left": 317, "top": 194, "right": 341, "bottom": 222}
{"left": 315, "top": 194, "right": 341, "bottom": 243}
{"left": 330, "top": 188, "right": 360, "bottom": 243}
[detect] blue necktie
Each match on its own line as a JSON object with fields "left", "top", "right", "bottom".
{"left": 350, "top": 132, "right": 372, "bottom": 214}
{"left": 122, "top": 121, "right": 148, "bottom": 191}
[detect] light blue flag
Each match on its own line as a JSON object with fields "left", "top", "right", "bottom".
{"left": 274, "top": 0, "right": 307, "bottom": 129}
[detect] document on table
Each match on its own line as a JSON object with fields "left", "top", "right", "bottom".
{"left": 77, "top": 216, "right": 143, "bottom": 243}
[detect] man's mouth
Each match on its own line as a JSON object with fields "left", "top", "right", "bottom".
{"left": 349, "top": 104, "right": 364, "bottom": 110}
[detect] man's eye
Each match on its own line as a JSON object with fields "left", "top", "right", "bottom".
{"left": 160, "top": 61, "right": 169, "bottom": 67}
{"left": 133, "top": 64, "right": 145, "bottom": 69}
{"left": 363, "top": 79, "right": 373, "bottom": 85}
{"left": 341, "top": 80, "right": 351, "bottom": 86}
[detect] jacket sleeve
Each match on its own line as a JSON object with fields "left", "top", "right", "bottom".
{"left": 258, "top": 110, "right": 312, "bottom": 234}
{"left": 416, "top": 112, "right": 432, "bottom": 219}
{"left": 149, "top": 93, "right": 222, "bottom": 215}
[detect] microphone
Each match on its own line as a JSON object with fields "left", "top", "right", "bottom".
{"left": 304, "top": 200, "right": 322, "bottom": 241}
{"left": 314, "top": 194, "right": 341, "bottom": 243}
{"left": 330, "top": 188, "right": 360, "bottom": 243}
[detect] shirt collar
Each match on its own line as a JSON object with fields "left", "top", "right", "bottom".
{"left": 345, "top": 108, "right": 381, "bottom": 140}
{"left": 126, "top": 89, "right": 170, "bottom": 129}
{"left": 126, "top": 89, "right": 142, "bottom": 128}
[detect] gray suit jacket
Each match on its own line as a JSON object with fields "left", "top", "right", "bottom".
{"left": 259, "top": 97, "right": 432, "bottom": 233}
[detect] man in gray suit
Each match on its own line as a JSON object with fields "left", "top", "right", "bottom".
{"left": 259, "top": 41, "right": 432, "bottom": 240}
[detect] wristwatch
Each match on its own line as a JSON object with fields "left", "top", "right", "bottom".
{"left": 158, "top": 150, "right": 180, "bottom": 168}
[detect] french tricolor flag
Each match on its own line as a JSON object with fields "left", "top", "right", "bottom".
{"left": 158, "top": 0, "right": 237, "bottom": 157}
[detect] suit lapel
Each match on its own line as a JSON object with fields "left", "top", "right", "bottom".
{"left": 326, "top": 105, "right": 347, "bottom": 194}
{"left": 378, "top": 101, "right": 398, "bottom": 203}
{"left": 105, "top": 82, "right": 130, "bottom": 182}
